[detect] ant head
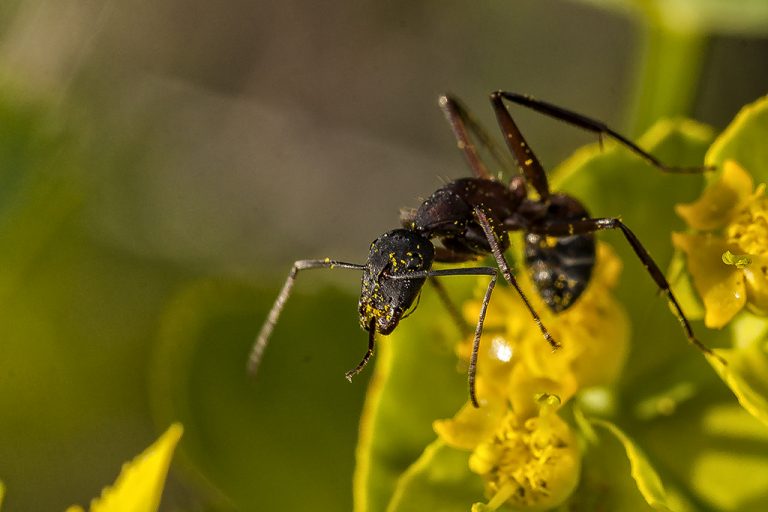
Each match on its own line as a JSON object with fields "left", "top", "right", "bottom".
{"left": 359, "top": 229, "right": 435, "bottom": 335}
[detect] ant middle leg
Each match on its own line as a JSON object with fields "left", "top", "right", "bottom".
{"left": 493, "top": 91, "right": 713, "bottom": 174}
{"left": 387, "top": 265, "right": 499, "bottom": 407}
{"left": 473, "top": 207, "right": 560, "bottom": 351}
{"left": 528, "top": 217, "right": 721, "bottom": 360}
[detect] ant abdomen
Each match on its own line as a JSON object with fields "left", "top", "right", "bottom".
{"left": 524, "top": 194, "right": 595, "bottom": 312}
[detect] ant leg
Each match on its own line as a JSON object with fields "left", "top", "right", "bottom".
{"left": 529, "top": 218, "right": 723, "bottom": 361}
{"left": 473, "top": 207, "right": 561, "bottom": 350}
{"left": 389, "top": 265, "right": 498, "bottom": 407}
{"left": 439, "top": 95, "right": 517, "bottom": 180}
{"left": 248, "top": 259, "right": 366, "bottom": 376}
{"left": 345, "top": 321, "right": 376, "bottom": 382}
{"left": 490, "top": 91, "right": 551, "bottom": 199}
{"left": 468, "top": 271, "right": 497, "bottom": 408}
{"left": 494, "top": 91, "right": 713, "bottom": 173}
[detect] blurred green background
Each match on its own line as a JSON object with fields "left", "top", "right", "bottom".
{"left": 0, "top": 0, "right": 766, "bottom": 510}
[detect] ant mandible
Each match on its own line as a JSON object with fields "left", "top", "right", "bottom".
{"left": 249, "top": 91, "right": 717, "bottom": 407}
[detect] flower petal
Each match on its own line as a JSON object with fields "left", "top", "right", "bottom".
{"left": 675, "top": 160, "right": 754, "bottom": 230}
{"left": 741, "top": 255, "right": 768, "bottom": 315}
{"left": 433, "top": 400, "right": 505, "bottom": 451}
{"left": 68, "top": 423, "right": 183, "bottom": 512}
{"left": 671, "top": 232, "right": 746, "bottom": 328}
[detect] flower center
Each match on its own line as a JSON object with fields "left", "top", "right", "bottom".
{"left": 727, "top": 193, "right": 768, "bottom": 256}
{"left": 469, "top": 411, "right": 580, "bottom": 510}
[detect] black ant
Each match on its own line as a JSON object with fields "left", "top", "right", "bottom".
{"left": 249, "top": 91, "right": 717, "bottom": 407}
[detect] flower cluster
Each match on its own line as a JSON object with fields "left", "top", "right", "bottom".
{"left": 433, "top": 242, "right": 629, "bottom": 510}
{"left": 673, "top": 160, "right": 768, "bottom": 328}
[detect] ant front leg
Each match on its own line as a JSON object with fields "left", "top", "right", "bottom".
{"left": 429, "top": 277, "right": 471, "bottom": 336}
{"left": 493, "top": 91, "right": 713, "bottom": 173}
{"left": 388, "top": 266, "right": 498, "bottom": 408}
{"left": 529, "top": 217, "right": 723, "bottom": 361}
{"left": 473, "top": 207, "right": 560, "bottom": 351}
{"left": 248, "top": 259, "right": 365, "bottom": 376}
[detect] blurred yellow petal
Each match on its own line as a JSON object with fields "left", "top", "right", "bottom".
{"left": 433, "top": 400, "right": 505, "bottom": 451}
{"left": 742, "top": 255, "right": 768, "bottom": 315}
{"left": 68, "top": 423, "right": 183, "bottom": 512}
{"left": 675, "top": 160, "right": 754, "bottom": 231}
{"left": 672, "top": 232, "right": 746, "bottom": 328}
{"left": 519, "top": 243, "right": 630, "bottom": 390}
{"left": 590, "top": 240, "right": 624, "bottom": 289}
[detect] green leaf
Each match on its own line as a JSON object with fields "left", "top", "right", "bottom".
{"left": 66, "top": 424, "right": 183, "bottom": 512}
{"left": 706, "top": 342, "right": 768, "bottom": 428}
{"left": 385, "top": 440, "right": 483, "bottom": 512}
{"left": 354, "top": 277, "right": 473, "bottom": 512}
{"left": 0, "top": 84, "right": 190, "bottom": 508}
{"left": 706, "top": 94, "right": 768, "bottom": 182}
{"left": 591, "top": 419, "right": 675, "bottom": 511}
{"left": 636, "top": 396, "right": 768, "bottom": 511}
{"left": 150, "top": 279, "right": 367, "bottom": 511}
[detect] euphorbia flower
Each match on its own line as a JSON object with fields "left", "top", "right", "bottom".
{"left": 433, "top": 242, "right": 627, "bottom": 510}
{"left": 673, "top": 160, "right": 768, "bottom": 328}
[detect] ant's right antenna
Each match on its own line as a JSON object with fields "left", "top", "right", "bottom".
{"left": 248, "top": 259, "right": 365, "bottom": 376}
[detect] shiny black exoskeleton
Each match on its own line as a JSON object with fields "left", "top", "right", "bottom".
{"left": 358, "top": 229, "right": 434, "bottom": 335}
{"left": 250, "top": 91, "right": 717, "bottom": 408}
{"left": 407, "top": 176, "right": 596, "bottom": 313}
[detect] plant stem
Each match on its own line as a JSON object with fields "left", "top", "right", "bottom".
{"left": 628, "top": 18, "right": 708, "bottom": 136}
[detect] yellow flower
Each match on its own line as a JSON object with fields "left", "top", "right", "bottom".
{"left": 456, "top": 241, "right": 629, "bottom": 410}
{"left": 434, "top": 241, "right": 627, "bottom": 509}
{"left": 469, "top": 405, "right": 581, "bottom": 512}
{"left": 673, "top": 160, "right": 768, "bottom": 328}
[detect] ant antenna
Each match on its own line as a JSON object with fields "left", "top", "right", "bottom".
{"left": 248, "top": 259, "right": 365, "bottom": 377}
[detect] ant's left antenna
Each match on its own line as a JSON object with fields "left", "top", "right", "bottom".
{"left": 248, "top": 259, "right": 365, "bottom": 376}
